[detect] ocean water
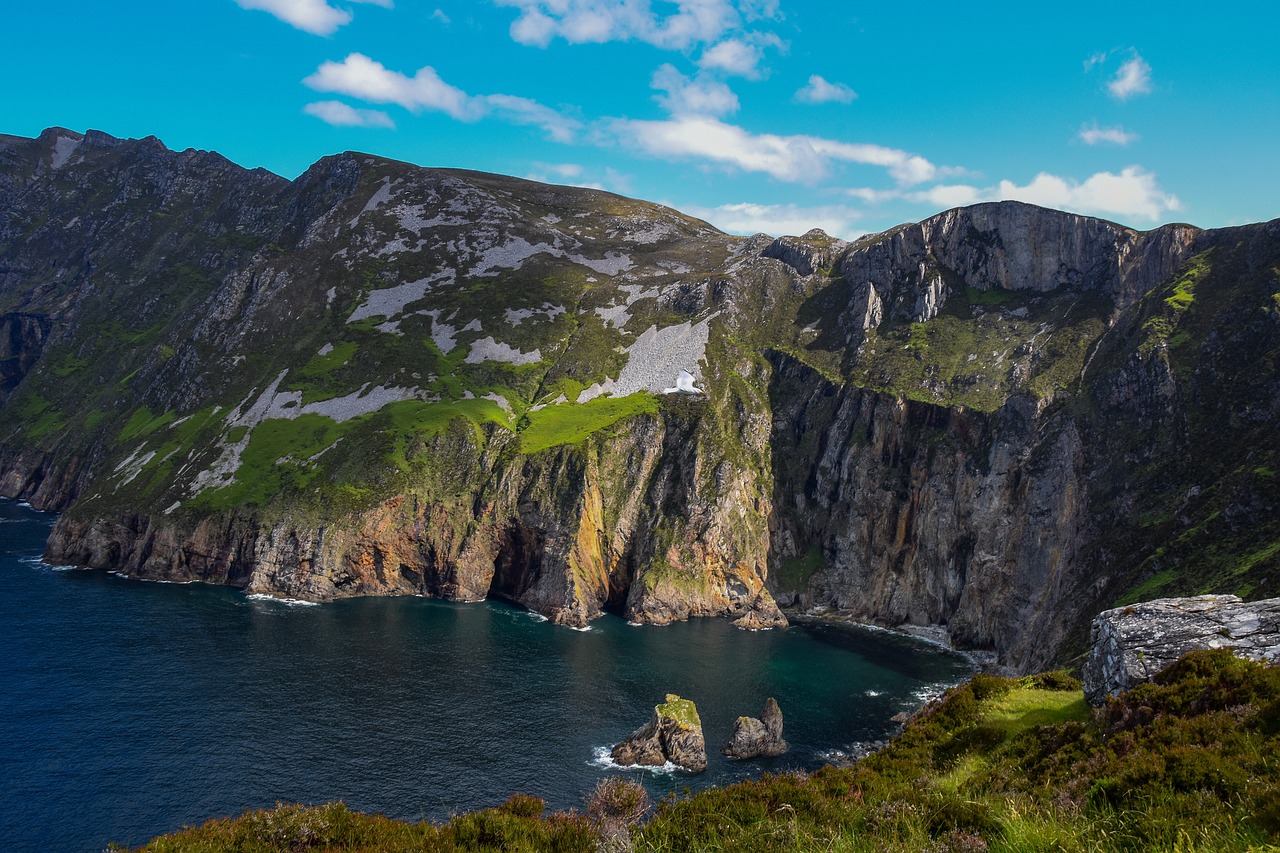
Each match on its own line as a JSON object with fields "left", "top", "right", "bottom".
{"left": 0, "top": 498, "right": 972, "bottom": 851}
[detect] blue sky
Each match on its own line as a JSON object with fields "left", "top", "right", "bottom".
{"left": 4, "top": 1, "right": 1278, "bottom": 238}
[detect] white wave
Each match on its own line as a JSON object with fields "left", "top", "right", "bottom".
{"left": 626, "top": 621, "right": 643, "bottom": 627}
{"left": 526, "top": 611, "right": 549, "bottom": 623}
{"left": 568, "top": 624, "right": 593, "bottom": 633}
{"left": 588, "top": 746, "right": 681, "bottom": 775}
{"left": 245, "top": 593, "right": 321, "bottom": 607}
{"left": 16, "top": 501, "right": 32, "bottom": 508}
{"left": 864, "top": 689, "right": 883, "bottom": 697}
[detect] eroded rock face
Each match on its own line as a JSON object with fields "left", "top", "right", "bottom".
{"left": 611, "top": 694, "right": 707, "bottom": 772}
{"left": 722, "top": 697, "right": 788, "bottom": 759}
{"left": 1082, "top": 595, "right": 1280, "bottom": 704}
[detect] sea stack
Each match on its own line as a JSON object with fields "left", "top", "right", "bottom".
{"left": 722, "top": 697, "right": 789, "bottom": 758}
{"left": 611, "top": 694, "right": 708, "bottom": 772}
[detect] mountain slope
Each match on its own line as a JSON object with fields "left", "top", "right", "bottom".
{"left": 1, "top": 127, "right": 1276, "bottom": 670}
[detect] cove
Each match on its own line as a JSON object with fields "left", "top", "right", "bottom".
{"left": 0, "top": 499, "right": 972, "bottom": 852}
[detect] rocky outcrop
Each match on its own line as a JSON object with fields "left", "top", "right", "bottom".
{"left": 611, "top": 694, "right": 707, "bottom": 772}
{"left": 1083, "top": 596, "right": 1280, "bottom": 704}
{"left": 722, "top": 697, "right": 788, "bottom": 759}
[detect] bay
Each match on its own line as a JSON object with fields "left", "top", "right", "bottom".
{"left": 0, "top": 498, "right": 972, "bottom": 851}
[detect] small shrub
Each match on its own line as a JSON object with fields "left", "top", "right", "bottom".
{"left": 587, "top": 776, "right": 651, "bottom": 828}
{"left": 500, "top": 793, "right": 546, "bottom": 819}
{"left": 1023, "top": 670, "right": 1082, "bottom": 692}
{"left": 968, "top": 674, "right": 1015, "bottom": 702}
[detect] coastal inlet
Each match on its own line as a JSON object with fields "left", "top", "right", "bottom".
{"left": 0, "top": 499, "right": 971, "bottom": 853}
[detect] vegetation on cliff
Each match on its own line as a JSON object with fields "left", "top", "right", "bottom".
{"left": 124, "top": 650, "right": 1280, "bottom": 852}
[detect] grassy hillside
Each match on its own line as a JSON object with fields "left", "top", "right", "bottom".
{"left": 125, "top": 650, "right": 1280, "bottom": 852}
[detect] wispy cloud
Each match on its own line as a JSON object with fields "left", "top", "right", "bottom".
{"left": 697, "top": 34, "right": 781, "bottom": 78}
{"left": 794, "top": 74, "right": 856, "bottom": 104}
{"left": 234, "top": 0, "right": 390, "bottom": 36}
{"left": 303, "top": 53, "right": 580, "bottom": 140}
{"left": 484, "top": 94, "right": 582, "bottom": 142}
{"left": 1078, "top": 123, "right": 1138, "bottom": 146}
{"left": 494, "top": 0, "right": 741, "bottom": 50}
{"left": 681, "top": 201, "right": 864, "bottom": 239}
{"left": 303, "top": 100, "right": 395, "bottom": 128}
{"left": 608, "top": 115, "right": 937, "bottom": 185}
{"left": 1108, "top": 52, "right": 1152, "bottom": 100}
{"left": 916, "top": 166, "right": 1180, "bottom": 222}
{"left": 651, "top": 64, "right": 739, "bottom": 117}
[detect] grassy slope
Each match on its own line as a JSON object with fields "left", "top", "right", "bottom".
{"left": 127, "top": 650, "right": 1280, "bottom": 853}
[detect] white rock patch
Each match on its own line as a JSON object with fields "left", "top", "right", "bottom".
{"left": 348, "top": 177, "right": 394, "bottom": 227}
{"left": 348, "top": 269, "right": 454, "bottom": 324}
{"left": 577, "top": 315, "right": 716, "bottom": 402}
{"left": 465, "top": 337, "right": 542, "bottom": 366}
{"left": 505, "top": 303, "right": 566, "bottom": 325}
{"left": 51, "top": 135, "right": 80, "bottom": 170}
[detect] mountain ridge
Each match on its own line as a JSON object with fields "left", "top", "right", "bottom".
{"left": 1, "top": 127, "right": 1276, "bottom": 670}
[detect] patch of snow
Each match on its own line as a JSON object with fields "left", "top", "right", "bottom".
{"left": 50, "top": 135, "right": 80, "bottom": 170}
{"left": 464, "top": 337, "right": 543, "bottom": 366}
{"left": 325, "top": 287, "right": 336, "bottom": 307}
{"left": 461, "top": 318, "right": 482, "bottom": 333}
{"left": 317, "top": 343, "right": 334, "bottom": 356}
{"left": 577, "top": 315, "right": 716, "bottom": 403}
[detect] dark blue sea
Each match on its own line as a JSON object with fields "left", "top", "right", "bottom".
{"left": 0, "top": 498, "right": 972, "bottom": 851}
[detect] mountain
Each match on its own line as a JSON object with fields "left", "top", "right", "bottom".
{"left": 1, "top": 127, "right": 1277, "bottom": 671}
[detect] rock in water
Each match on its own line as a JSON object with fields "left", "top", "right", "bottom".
{"left": 1082, "top": 595, "right": 1280, "bottom": 704}
{"left": 611, "top": 694, "right": 707, "bottom": 772}
{"left": 722, "top": 697, "right": 789, "bottom": 758}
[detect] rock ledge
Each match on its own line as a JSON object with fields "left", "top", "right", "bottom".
{"left": 1082, "top": 595, "right": 1280, "bottom": 704}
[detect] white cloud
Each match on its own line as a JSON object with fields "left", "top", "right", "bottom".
{"left": 698, "top": 38, "right": 763, "bottom": 77}
{"left": 1078, "top": 123, "right": 1138, "bottom": 146}
{"left": 483, "top": 94, "right": 582, "bottom": 142}
{"left": 998, "top": 167, "right": 1178, "bottom": 220}
{"left": 431, "top": 8, "right": 450, "bottom": 24}
{"left": 909, "top": 184, "right": 983, "bottom": 208}
{"left": 794, "top": 74, "right": 856, "bottom": 104}
{"left": 912, "top": 167, "right": 1179, "bottom": 222}
{"left": 234, "top": 0, "right": 390, "bottom": 35}
{"left": 682, "top": 201, "right": 864, "bottom": 239}
{"left": 304, "top": 53, "right": 580, "bottom": 141}
{"left": 609, "top": 115, "right": 937, "bottom": 185}
{"left": 303, "top": 100, "right": 396, "bottom": 128}
{"left": 1108, "top": 53, "right": 1152, "bottom": 100}
{"left": 304, "top": 53, "right": 480, "bottom": 119}
{"left": 495, "top": 0, "right": 741, "bottom": 50}
{"left": 1083, "top": 51, "right": 1109, "bottom": 72}
{"left": 651, "top": 64, "right": 739, "bottom": 117}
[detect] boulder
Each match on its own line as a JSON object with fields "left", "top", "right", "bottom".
{"left": 611, "top": 694, "right": 707, "bottom": 772}
{"left": 1082, "top": 595, "right": 1280, "bottom": 704}
{"left": 722, "top": 697, "right": 789, "bottom": 759}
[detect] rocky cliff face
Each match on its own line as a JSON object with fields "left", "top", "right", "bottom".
{"left": 2, "top": 127, "right": 1277, "bottom": 669}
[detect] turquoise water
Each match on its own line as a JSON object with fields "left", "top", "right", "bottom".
{"left": 0, "top": 498, "right": 972, "bottom": 851}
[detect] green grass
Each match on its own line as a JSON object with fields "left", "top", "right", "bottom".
{"left": 118, "top": 407, "right": 178, "bottom": 442}
{"left": 773, "top": 546, "right": 824, "bottom": 592}
{"left": 655, "top": 694, "right": 701, "bottom": 730}
{"left": 518, "top": 393, "right": 659, "bottom": 454}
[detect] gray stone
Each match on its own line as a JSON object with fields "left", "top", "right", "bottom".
{"left": 1082, "top": 595, "right": 1280, "bottom": 704}
{"left": 722, "top": 697, "right": 788, "bottom": 759}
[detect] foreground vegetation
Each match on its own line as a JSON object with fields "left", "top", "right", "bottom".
{"left": 126, "top": 650, "right": 1280, "bottom": 852}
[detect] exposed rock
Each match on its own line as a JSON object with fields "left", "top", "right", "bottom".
{"left": 732, "top": 596, "right": 788, "bottom": 630}
{"left": 611, "top": 694, "right": 707, "bottom": 772}
{"left": 1082, "top": 595, "right": 1280, "bottom": 704}
{"left": 722, "top": 697, "right": 788, "bottom": 759}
